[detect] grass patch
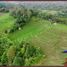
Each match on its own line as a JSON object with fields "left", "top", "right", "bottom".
{"left": 0, "top": 13, "right": 67, "bottom": 66}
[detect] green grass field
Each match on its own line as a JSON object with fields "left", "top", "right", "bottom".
{"left": 0, "top": 13, "right": 15, "bottom": 33}
{"left": 0, "top": 13, "right": 67, "bottom": 66}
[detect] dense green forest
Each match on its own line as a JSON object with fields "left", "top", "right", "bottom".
{"left": 0, "top": 1, "right": 67, "bottom": 66}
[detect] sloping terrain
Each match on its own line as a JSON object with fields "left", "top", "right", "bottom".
{"left": 0, "top": 13, "right": 67, "bottom": 66}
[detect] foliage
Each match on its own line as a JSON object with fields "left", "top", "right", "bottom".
{"left": 7, "top": 45, "right": 16, "bottom": 65}
{"left": 30, "top": 9, "right": 39, "bottom": 17}
{"left": 9, "top": 7, "right": 32, "bottom": 33}
{"left": 12, "top": 42, "right": 44, "bottom": 66}
{"left": 0, "top": 2, "right": 67, "bottom": 66}
{"left": 12, "top": 56, "right": 23, "bottom": 66}
{"left": 1, "top": 52, "right": 8, "bottom": 66}
{"left": 0, "top": 35, "right": 44, "bottom": 66}
{"left": 0, "top": 34, "right": 13, "bottom": 57}
{"left": 0, "top": 34, "right": 13, "bottom": 65}
{"left": 0, "top": 8, "right": 9, "bottom": 13}
{"left": 38, "top": 11, "right": 67, "bottom": 25}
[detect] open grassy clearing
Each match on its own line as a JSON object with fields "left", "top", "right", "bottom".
{"left": 8, "top": 17, "right": 51, "bottom": 44}
{"left": 0, "top": 13, "right": 15, "bottom": 33}
{"left": 0, "top": 13, "right": 67, "bottom": 66}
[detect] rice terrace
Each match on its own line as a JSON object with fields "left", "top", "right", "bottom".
{"left": 0, "top": 1, "right": 67, "bottom": 66}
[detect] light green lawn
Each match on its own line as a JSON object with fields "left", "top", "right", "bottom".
{"left": 0, "top": 13, "right": 15, "bottom": 32}
{"left": 8, "top": 17, "right": 52, "bottom": 44}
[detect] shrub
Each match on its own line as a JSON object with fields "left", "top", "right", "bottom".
{"left": 6, "top": 46, "right": 16, "bottom": 65}
{"left": 0, "top": 34, "right": 13, "bottom": 56}
{"left": 13, "top": 42, "right": 44, "bottom": 66}
{"left": 1, "top": 52, "right": 8, "bottom": 66}
{"left": 0, "top": 35, "right": 44, "bottom": 66}
{"left": 0, "top": 34, "right": 13, "bottom": 65}
{"left": 12, "top": 56, "right": 23, "bottom": 66}
{"left": 9, "top": 7, "right": 32, "bottom": 33}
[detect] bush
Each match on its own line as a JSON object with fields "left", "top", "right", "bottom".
{"left": 0, "top": 34, "right": 13, "bottom": 65}
{"left": 1, "top": 52, "right": 8, "bottom": 66}
{"left": 0, "top": 8, "right": 9, "bottom": 13}
{"left": 7, "top": 46, "right": 16, "bottom": 65}
{"left": 30, "top": 9, "right": 39, "bottom": 17}
{"left": 12, "top": 56, "right": 23, "bottom": 66}
{"left": 9, "top": 7, "right": 32, "bottom": 33}
{"left": 12, "top": 42, "right": 44, "bottom": 66}
{"left": 0, "top": 34, "right": 13, "bottom": 56}
{"left": 0, "top": 39, "right": 44, "bottom": 66}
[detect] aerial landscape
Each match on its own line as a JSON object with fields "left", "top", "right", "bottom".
{"left": 0, "top": 1, "right": 67, "bottom": 66}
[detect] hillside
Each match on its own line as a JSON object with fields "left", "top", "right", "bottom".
{"left": 0, "top": 12, "right": 67, "bottom": 66}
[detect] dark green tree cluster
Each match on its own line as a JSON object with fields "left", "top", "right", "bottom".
{"left": 7, "top": 7, "right": 32, "bottom": 33}
{"left": 38, "top": 11, "right": 67, "bottom": 25}
{"left": 30, "top": 8, "right": 39, "bottom": 17}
